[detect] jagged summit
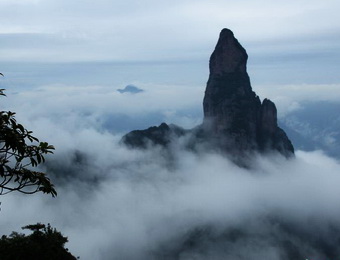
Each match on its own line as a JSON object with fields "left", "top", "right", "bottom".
{"left": 122, "top": 28, "right": 294, "bottom": 157}
{"left": 209, "top": 29, "right": 248, "bottom": 75}
{"left": 203, "top": 28, "right": 259, "bottom": 146}
{"left": 203, "top": 28, "right": 293, "bottom": 156}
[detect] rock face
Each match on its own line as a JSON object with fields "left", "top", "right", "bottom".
{"left": 122, "top": 28, "right": 294, "bottom": 157}
{"left": 202, "top": 29, "right": 294, "bottom": 156}
{"left": 123, "top": 123, "right": 186, "bottom": 148}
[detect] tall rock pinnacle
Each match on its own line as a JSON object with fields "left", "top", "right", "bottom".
{"left": 122, "top": 28, "right": 294, "bottom": 158}
{"left": 209, "top": 29, "right": 248, "bottom": 75}
{"left": 203, "top": 28, "right": 294, "bottom": 156}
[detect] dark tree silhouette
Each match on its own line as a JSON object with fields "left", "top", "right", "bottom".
{"left": 0, "top": 75, "right": 56, "bottom": 196}
{"left": 0, "top": 223, "right": 77, "bottom": 260}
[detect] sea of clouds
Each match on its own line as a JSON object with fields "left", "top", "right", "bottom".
{"left": 1, "top": 83, "right": 340, "bottom": 259}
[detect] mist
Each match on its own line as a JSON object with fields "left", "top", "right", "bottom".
{"left": 1, "top": 84, "right": 340, "bottom": 259}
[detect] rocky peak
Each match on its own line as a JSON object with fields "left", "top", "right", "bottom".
{"left": 260, "top": 98, "right": 278, "bottom": 135}
{"left": 209, "top": 28, "right": 248, "bottom": 75}
{"left": 203, "top": 28, "right": 293, "bottom": 156}
{"left": 122, "top": 28, "right": 294, "bottom": 158}
{"left": 203, "top": 29, "right": 259, "bottom": 138}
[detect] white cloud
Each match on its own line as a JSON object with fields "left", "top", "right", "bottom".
{"left": 2, "top": 82, "right": 203, "bottom": 136}
{"left": 1, "top": 131, "right": 340, "bottom": 259}
{"left": 1, "top": 78, "right": 340, "bottom": 259}
{"left": 255, "top": 83, "right": 340, "bottom": 117}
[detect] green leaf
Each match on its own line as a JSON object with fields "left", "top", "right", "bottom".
{"left": 0, "top": 88, "right": 57, "bottom": 197}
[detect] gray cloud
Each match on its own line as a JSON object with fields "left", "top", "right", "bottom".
{"left": 1, "top": 1, "right": 340, "bottom": 63}
{"left": 255, "top": 83, "right": 340, "bottom": 117}
{"left": 1, "top": 132, "right": 340, "bottom": 259}
{"left": 1, "top": 82, "right": 340, "bottom": 259}
{"left": 1, "top": 83, "right": 203, "bottom": 137}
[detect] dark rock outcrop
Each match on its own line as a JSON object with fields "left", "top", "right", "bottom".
{"left": 122, "top": 123, "right": 187, "bottom": 148}
{"left": 202, "top": 28, "right": 294, "bottom": 156}
{"left": 122, "top": 28, "right": 294, "bottom": 157}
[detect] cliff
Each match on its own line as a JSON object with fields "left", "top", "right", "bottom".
{"left": 122, "top": 29, "right": 294, "bottom": 157}
{"left": 202, "top": 29, "right": 294, "bottom": 156}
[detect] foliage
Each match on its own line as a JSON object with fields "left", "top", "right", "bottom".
{"left": 0, "top": 82, "right": 56, "bottom": 196}
{"left": 0, "top": 223, "right": 77, "bottom": 260}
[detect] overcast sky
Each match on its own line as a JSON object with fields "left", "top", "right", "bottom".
{"left": 1, "top": 0, "right": 340, "bottom": 133}
{"left": 1, "top": 0, "right": 340, "bottom": 63}
{"left": 0, "top": 0, "right": 339, "bottom": 98}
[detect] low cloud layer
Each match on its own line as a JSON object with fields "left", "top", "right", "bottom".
{"left": 1, "top": 83, "right": 340, "bottom": 259}
{"left": 256, "top": 83, "right": 340, "bottom": 117}
{"left": 1, "top": 133, "right": 340, "bottom": 259}
{"left": 2, "top": 83, "right": 203, "bottom": 134}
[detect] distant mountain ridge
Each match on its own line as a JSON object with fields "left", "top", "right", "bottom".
{"left": 280, "top": 100, "right": 340, "bottom": 158}
{"left": 122, "top": 29, "right": 294, "bottom": 158}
